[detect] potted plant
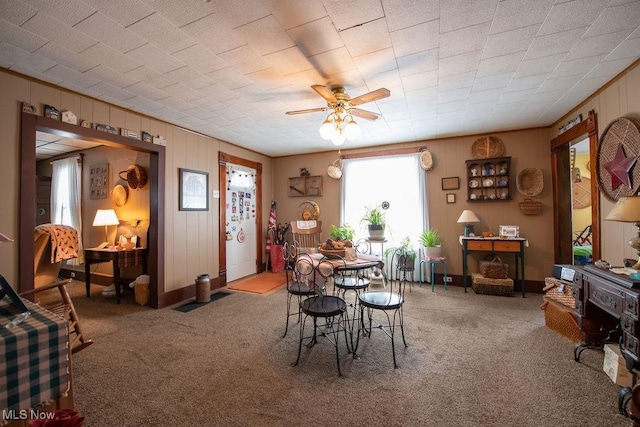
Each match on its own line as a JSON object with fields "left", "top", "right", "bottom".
{"left": 361, "top": 202, "right": 387, "bottom": 240}
{"left": 329, "top": 223, "right": 355, "bottom": 242}
{"left": 419, "top": 228, "right": 443, "bottom": 258}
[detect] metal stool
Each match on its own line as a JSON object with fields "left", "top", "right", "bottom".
{"left": 419, "top": 256, "right": 448, "bottom": 292}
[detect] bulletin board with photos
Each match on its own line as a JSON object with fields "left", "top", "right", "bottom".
{"left": 90, "top": 163, "right": 108, "bottom": 199}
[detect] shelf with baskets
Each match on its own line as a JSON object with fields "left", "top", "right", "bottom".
{"left": 466, "top": 157, "right": 511, "bottom": 202}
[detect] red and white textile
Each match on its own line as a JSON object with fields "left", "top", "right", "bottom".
{"left": 35, "top": 224, "right": 79, "bottom": 263}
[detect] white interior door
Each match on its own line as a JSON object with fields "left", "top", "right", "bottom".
{"left": 225, "top": 164, "right": 257, "bottom": 282}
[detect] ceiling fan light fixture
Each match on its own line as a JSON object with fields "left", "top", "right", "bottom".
{"left": 319, "top": 117, "right": 335, "bottom": 140}
{"left": 344, "top": 116, "right": 360, "bottom": 140}
{"left": 331, "top": 131, "right": 345, "bottom": 146}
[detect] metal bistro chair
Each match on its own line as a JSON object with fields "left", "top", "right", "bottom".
{"left": 356, "top": 247, "right": 408, "bottom": 368}
{"left": 282, "top": 242, "right": 316, "bottom": 338}
{"left": 293, "top": 257, "right": 349, "bottom": 376}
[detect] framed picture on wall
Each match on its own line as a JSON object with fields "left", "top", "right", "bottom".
{"left": 446, "top": 193, "right": 456, "bottom": 204}
{"left": 179, "top": 168, "right": 209, "bottom": 211}
{"left": 441, "top": 177, "right": 460, "bottom": 190}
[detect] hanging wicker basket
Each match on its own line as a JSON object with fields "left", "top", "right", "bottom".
{"left": 519, "top": 198, "right": 542, "bottom": 215}
{"left": 516, "top": 168, "right": 543, "bottom": 196}
{"left": 471, "top": 136, "right": 505, "bottom": 159}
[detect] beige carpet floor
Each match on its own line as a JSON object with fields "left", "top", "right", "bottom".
{"left": 60, "top": 279, "right": 629, "bottom": 427}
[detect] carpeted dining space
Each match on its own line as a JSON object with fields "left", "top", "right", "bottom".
{"left": 65, "top": 279, "right": 627, "bottom": 426}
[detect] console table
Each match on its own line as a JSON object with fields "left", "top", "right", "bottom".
{"left": 460, "top": 237, "right": 527, "bottom": 297}
{"left": 573, "top": 265, "right": 640, "bottom": 414}
{"left": 84, "top": 247, "right": 148, "bottom": 304}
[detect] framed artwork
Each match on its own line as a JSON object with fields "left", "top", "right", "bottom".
{"left": 179, "top": 168, "right": 209, "bottom": 211}
{"left": 442, "top": 177, "right": 460, "bottom": 190}
{"left": 446, "top": 193, "right": 456, "bottom": 204}
{"left": 89, "top": 163, "right": 108, "bottom": 200}
{"left": 499, "top": 225, "right": 520, "bottom": 238}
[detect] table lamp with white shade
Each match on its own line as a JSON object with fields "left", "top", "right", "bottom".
{"left": 457, "top": 210, "right": 480, "bottom": 237}
{"left": 605, "top": 196, "right": 640, "bottom": 270}
{"left": 93, "top": 209, "right": 119, "bottom": 248}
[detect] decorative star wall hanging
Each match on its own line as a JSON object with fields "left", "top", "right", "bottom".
{"left": 603, "top": 144, "right": 637, "bottom": 189}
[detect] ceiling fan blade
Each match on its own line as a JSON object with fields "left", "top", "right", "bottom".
{"left": 285, "top": 107, "right": 331, "bottom": 115}
{"left": 311, "top": 85, "right": 338, "bottom": 104}
{"left": 349, "top": 88, "right": 390, "bottom": 106}
{"left": 349, "top": 108, "right": 382, "bottom": 121}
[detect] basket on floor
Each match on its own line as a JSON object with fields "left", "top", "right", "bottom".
{"left": 519, "top": 198, "right": 542, "bottom": 215}
{"left": 478, "top": 253, "right": 508, "bottom": 279}
{"left": 472, "top": 273, "right": 513, "bottom": 297}
{"left": 543, "top": 277, "right": 575, "bottom": 309}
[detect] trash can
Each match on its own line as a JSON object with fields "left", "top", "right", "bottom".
{"left": 195, "top": 274, "right": 210, "bottom": 303}
{"left": 269, "top": 245, "right": 285, "bottom": 272}
{"left": 133, "top": 275, "right": 150, "bottom": 306}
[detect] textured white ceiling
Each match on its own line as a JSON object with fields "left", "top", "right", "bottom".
{"left": 4, "top": 0, "right": 640, "bottom": 157}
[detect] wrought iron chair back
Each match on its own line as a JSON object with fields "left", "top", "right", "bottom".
{"left": 281, "top": 242, "right": 316, "bottom": 338}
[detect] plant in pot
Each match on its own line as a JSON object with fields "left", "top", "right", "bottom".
{"left": 329, "top": 224, "right": 355, "bottom": 243}
{"left": 361, "top": 202, "right": 387, "bottom": 240}
{"left": 419, "top": 228, "right": 443, "bottom": 258}
{"left": 385, "top": 236, "right": 417, "bottom": 274}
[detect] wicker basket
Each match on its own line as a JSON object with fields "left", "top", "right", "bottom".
{"left": 471, "top": 136, "right": 505, "bottom": 159}
{"left": 478, "top": 254, "right": 508, "bottom": 279}
{"left": 472, "top": 273, "right": 513, "bottom": 297}
{"left": 516, "top": 168, "right": 543, "bottom": 196}
{"left": 543, "top": 277, "right": 575, "bottom": 309}
{"left": 519, "top": 198, "right": 542, "bottom": 215}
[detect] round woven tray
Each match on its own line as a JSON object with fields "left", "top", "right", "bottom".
{"left": 596, "top": 117, "right": 640, "bottom": 201}
{"left": 471, "top": 136, "right": 505, "bottom": 159}
{"left": 516, "top": 168, "right": 543, "bottom": 196}
{"left": 572, "top": 177, "right": 591, "bottom": 209}
{"left": 319, "top": 249, "right": 345, "bottom": 259}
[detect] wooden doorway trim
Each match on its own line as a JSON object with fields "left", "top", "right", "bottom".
{"left": 550, "top": 110, "right": 599, "bottom": 264}
{"left": 218, "top": 152, "right": 263, "bottom": 286}
{"left": 20, "top": 112, "right": 166, "bottom": 308}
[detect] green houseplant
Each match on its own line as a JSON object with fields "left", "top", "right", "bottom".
{"left": 361, "top": 202, "right": 387, "bottom": 240}
{"left": 419, "top": 228, "right": 443, "bottom": 258}
{"left": 329, "top": 224, "right": 355, "bottom": 242}
{"left": 385, "top": 236, "right": 417, "bottom": 273}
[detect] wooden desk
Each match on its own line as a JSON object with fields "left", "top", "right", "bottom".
{"left": 84, "top": 247, "right": 148, "bottom": 304}
{"left": 573, "top": 265, "right": 640, "bottom": 414}
{"left": 461, "top": 237, "right": 527, "bottom": 297}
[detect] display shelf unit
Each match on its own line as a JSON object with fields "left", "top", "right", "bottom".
{"left": 466, "top": 157, "right": 511, "bottom": 202}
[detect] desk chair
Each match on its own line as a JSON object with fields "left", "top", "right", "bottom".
{"left": 356, "top": 247, "right": 408, "bottom": 368}
{"left": 290, "top": 220, "right": 322, "bottom": 254}
{"left": 26, "top": 225, "right": 93, "bottom": 354}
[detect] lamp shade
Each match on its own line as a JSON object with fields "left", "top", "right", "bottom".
{"left": 0, "top": 232, "right": 13, "bottom": 243}
{"left": 605, "top": 197, "right": 640, "bottom": 222}
{"left": 93, "top": 209, "right": 119, "bottom": 227}
{"left": 457, "top": 210, "right": 480, "bottom": 224}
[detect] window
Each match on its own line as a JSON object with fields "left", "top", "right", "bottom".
{"left": 51, "top": 156, "right": 84, "bottom": 264}
{"left": 341, "top": 154, "right": 427, "bottom": 258}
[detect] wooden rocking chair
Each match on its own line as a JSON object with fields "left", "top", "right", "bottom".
{"left": 23, "top": 226, "right": 94, "bottom": 354}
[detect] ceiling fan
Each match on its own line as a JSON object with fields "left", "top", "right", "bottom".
{"left": 286, "top": 85, "right": 390, "bottom": 146}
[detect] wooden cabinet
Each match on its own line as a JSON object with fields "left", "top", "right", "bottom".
{"left": 466, "top": 157, "right": 511, "bottom": 202}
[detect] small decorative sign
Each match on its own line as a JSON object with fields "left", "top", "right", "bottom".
{"left": 558, "top": 114, "right": 582, "bottom": 135}
{"left": 44, "top": 104, "right": 61, "bottom": 120}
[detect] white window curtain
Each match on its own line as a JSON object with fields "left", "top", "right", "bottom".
{"left": 51, "top": 156, "right": 84, "bottom": 265}
{"left": 341, "top": 154, "right": 427, "bottom": 263}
